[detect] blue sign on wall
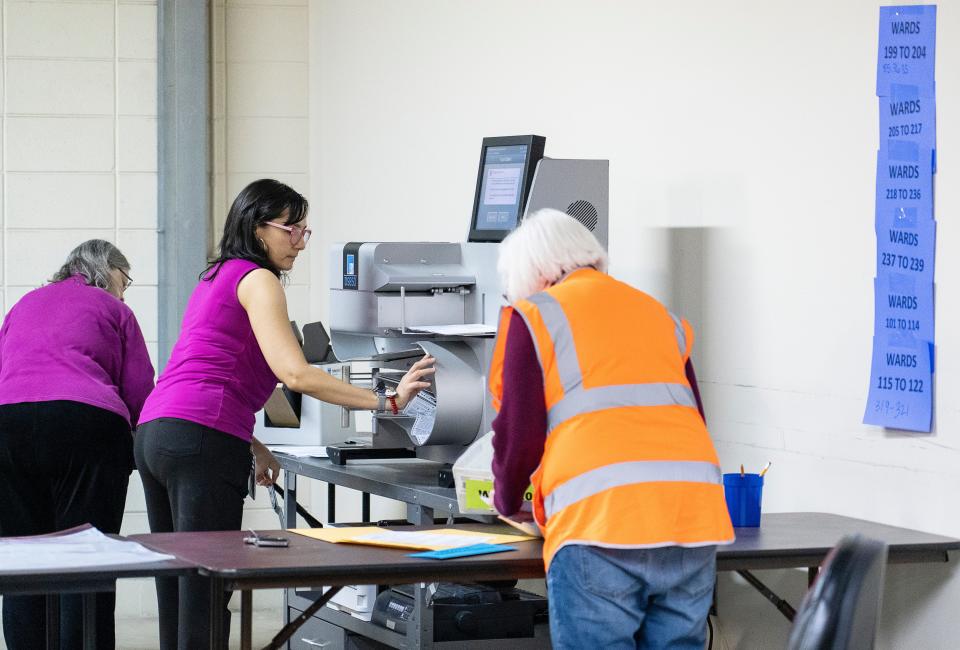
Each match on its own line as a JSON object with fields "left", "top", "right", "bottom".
{"left": 865, "top": 5, "right": 936, "bottom": 432}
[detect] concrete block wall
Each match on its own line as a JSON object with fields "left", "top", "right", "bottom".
{"left": 0, "top": 0, "right": 314, "bottom": 639}
{"left": 0, "top": 0, "right": 161, "bottom": 636}
{"left": 214, "top": 0, "right": 311, "bottom": 329}
{"left": 1, "top": 0, "right": 159, "bottom": 370}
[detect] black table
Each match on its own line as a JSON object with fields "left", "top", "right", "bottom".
{"left": 720, "top": 511, "right": 959, "bottom": 570}
{"left": 134, "top": 513, "right": 960, "bottom": 650}
{"left": 718, "top": 512, "right": 960, "bottom": 621}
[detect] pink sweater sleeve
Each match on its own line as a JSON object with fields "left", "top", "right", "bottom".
{"left": 491, "top": 311, "right": 547, "bottom": 516}
{"left": 118, "top": 308, "right": 155, "bottom": 427}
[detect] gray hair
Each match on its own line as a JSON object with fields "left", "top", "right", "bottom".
{"left": 497, "top": 208, "right": 609, "bottom": 303}
{"left": 51, "top": 239, "right": 130, "bottom": 291}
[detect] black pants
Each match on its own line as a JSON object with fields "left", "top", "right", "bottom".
{"left": 134, "top": 418, "right": 251, "bottom": 650}
{"left": 0, "top": 400, "right": 133, "bottom": 650}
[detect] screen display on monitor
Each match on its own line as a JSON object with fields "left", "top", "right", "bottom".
{"left": 474, "top": 144, "right": 528, "bottom": 231}
{"left": 468, "top": 135, "right": 546, "bottom": 243}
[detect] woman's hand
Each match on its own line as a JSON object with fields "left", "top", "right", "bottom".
{"left": 395, "top": 355, "right": 436, "bottom": 409}
{"left": 252, "top": 438, "right": 280, "bottom": 486}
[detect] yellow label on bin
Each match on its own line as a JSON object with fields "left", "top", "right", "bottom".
{"left": 463, "top": 479, "right": 533, "bottom": 511}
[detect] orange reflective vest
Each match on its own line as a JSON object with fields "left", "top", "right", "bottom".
{"left": 489, "top": 268, "right": 734, "bottom": 569}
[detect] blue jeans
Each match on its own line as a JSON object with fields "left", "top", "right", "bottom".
{"left": 547, "top": 544, "right": 716, "bottom": 649}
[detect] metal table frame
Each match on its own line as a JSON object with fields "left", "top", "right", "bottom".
{"left": 280, "top": 457, "right": 465, "bottom": 527}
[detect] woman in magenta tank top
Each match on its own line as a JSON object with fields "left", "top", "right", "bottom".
{"left": 135, "top": 179, "right": 434, "bottom": 649}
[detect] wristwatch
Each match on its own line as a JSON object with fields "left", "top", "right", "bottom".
{"left": 374, "top": 389, "right": 399, "bottom": 414}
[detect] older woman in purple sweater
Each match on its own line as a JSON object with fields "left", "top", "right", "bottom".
{"left": 0, "top": 239, "right": 155, "bottom": 650}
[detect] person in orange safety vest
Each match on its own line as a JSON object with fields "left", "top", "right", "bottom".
{"left": 489, "top": 208, "right": 734, "bottom": 650}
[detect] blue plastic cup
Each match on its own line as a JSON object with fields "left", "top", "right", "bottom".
{"left": 723, "top": 473, "right": 764, "bottom": 527}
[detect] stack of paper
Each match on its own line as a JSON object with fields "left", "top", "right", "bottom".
{"left": 0, "top": 527, "right": 174, "bottom": 571}
{"left": 406, "top": 324, "right": 496, "bottom": 337}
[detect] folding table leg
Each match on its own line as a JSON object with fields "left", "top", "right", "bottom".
{"left": 327, "top": 483, "right": 336, "bottom": 523}
{"left": 45, "top": 594, "right": 60, "bottom": 650}
{"left": 210, "top": 578, "right": 227, "bottom": 650}
{"left": 284, "top": 469, "right": 298, "bottom": 529}
{"left": 82, "top": 593, "right": 97, "bottom": 650}
{"left": 241, "top": 590, "right": 253, "bottom": 650}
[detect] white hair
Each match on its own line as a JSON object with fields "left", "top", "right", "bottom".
{"left": 497, "top": 208, "right": 609, "bottom": 303}
{"left": 50, "top": 239, "right": 130, "bottom": 291}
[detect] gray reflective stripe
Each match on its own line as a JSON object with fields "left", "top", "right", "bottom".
{"left": 525, "top": 292, "right": 583, "bottom": 392}
{"left": 547, "top": 383, "right": 698, "bottom": 432}
{"left": 544, "top": 460, "right": 722, "bottom": 519}
{"left": 669, "top": 312, "right": 687, "bottom": 358}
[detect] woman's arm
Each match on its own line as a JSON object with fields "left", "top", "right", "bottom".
{"left": 251, "top": 436, "right": 280, "bottom": 486}
{"left": 238, "top": 268, "right": 434, "bottom": 409}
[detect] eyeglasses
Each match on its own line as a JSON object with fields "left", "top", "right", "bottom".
{"left": 264, "top": 221, "right": 312, "bottom": 245}
{"left": 118, "top": 268, "right": 133, "bottom": 291}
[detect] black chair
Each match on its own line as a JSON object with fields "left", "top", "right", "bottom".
{"left": 787, "top": 535, "right": 888, "bottom": 650}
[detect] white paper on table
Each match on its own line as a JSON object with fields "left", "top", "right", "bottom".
{"left": 266, "top": 445, "right": 330, "bottom": 458}
{"left": 405, "top": 323, "right": 496, "bottom": 337}
{"left": 402, "top": 391, "right": 436, "bottom": 445}
{"left": 0, "top": 527, "right": 174, "bottom": 572}
{"left": 353, "top": 530, "right": 493, "bottom": 549}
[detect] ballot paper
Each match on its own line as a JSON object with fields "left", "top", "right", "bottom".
{"left": 290, "top": 526, "right": 533, "bottom": 550}
{"left": 352, "top": 530, "right": 495, "bottom": 550}
{"left": 406, "top": 324, "right": 496, "bottom": 336}
{"left": 402, "top": 391, "right": 437, "bottom": 445}
{"left": 0, "top": 526, "right": 174, "bottom": 571}
{"left": 267, "top": 445, "right": 330, "bottom": 458}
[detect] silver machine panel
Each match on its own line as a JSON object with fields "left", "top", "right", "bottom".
{"left": 524, "top": 158, "right": 609, "bottom": 249}
{"left": 328, "top": 242, "right": 501, "bottom": 464}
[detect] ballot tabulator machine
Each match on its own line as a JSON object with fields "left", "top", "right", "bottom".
{"left": 325, "top": 135, "right": 609, "bottom": 470}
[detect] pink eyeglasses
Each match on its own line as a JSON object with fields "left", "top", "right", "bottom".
{"left": 264, "top": 220, "right": 312, "bottom": 245}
